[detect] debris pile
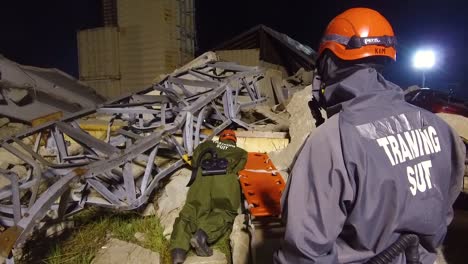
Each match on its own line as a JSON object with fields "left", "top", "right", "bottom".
{"left": 0, "top": 55, "right": 105, "bottom": 124}
{"left": 0, "top": 118, "right": 29, "bottom": 139}
{"left": 1, "top": 48, "right": 466, "bottom": 264}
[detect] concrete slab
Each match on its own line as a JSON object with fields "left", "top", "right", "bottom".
{"left": 155, "top": 168, "right": 191, "bottom": 238}
{"left": 230, "top": 214, "right": 250, "bottom": 264}
{"left": 184, "top": 249, "right": 227, "bottom": 264}
{"left": 269, "top": 85, "right": 326, "bottom": 173}
{"left": 437, "top": 113, "right": 468, "bottom": 140}
{"left": 92, "top": 238, "right": 160, "bottom": 264}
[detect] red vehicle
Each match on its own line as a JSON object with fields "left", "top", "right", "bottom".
{"left": 405, "top": 88, "right": 468, "bottom": 117}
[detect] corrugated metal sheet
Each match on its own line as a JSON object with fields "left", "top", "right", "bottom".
{"left": 83, "top": 79, "right": 122, "bottom": 99}
{"left": 217, "top": 49, "right": 260, "bottom": 66}
{"left": 78, "top": 27, "right": 120, "bottom": 80}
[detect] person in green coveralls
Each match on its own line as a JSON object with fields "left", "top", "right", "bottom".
{"left": 170, "top": 129, "right": 248, "bottom": 264}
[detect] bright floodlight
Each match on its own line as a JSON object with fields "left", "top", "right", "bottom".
{"left": 413, "top": 50, "right": 435, "bottom": 69}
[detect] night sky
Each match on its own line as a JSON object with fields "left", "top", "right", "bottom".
{"left": 0, "top": 0, "right": 467, "bottom": 99}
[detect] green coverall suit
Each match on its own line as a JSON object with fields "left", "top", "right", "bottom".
{"left": 170, "top": 139, "right": 248, "bottom": 251}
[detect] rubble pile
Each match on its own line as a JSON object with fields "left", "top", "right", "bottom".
{"left": 155, "top": 168, "right": 191, "bottom": 238}
{"left": 1, "top": 48, "right": 466, "bottom": 264}
{"left": 436, "top": 113, "right": 468, "bottom": 140}
{"left": 0, "top": 118, "right": 29, "bottom": 139}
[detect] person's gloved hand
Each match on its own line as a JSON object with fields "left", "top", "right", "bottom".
{"left": 182, "top": 154, "right": 192, "bottom": 166}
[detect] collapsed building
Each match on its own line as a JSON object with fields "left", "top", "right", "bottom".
{"left": 0, "top": 23, "right": 466, "bottom": 264}
{"left": 0, "top": 41, "right": 323, "bottom": 264}
{"left": 0, "top": 45, "right": 321, "bottom": 262}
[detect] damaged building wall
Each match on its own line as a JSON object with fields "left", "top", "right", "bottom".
{"left": 118, "top": 0, "right": 175, "bottom": 93}
{"left": 78, "top": 0, "right": 195, "bottom": 98}
{"left": 216, "top": 49, "right": 260, "bottom": 67}
{"left": 216, "top": 49, "right": 289, "bottom": 77}
{"left": 78, "top": 27, "right": 122, "bottom": 96}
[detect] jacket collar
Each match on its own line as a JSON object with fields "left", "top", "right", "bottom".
{"left": 323, "top": 68, "right": 404, "bottom": 117}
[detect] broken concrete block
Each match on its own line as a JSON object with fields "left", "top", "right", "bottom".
{"left": 0, "top": 143, "right": 29, "bottom": 165}
{"left": 11, "top": 165, "right": 28, "bottom": 181}
{"left": 230, "top": 214, "right": 250, "bottom": 264}
{"left": 0, "top": 117, "right": 10, "bottom": 128}
{"left": 436, "top": 113, "right": 468, "bottom": 140}
{"left": 45, "top": 221, "right": 74, "bottom": 238}
{"left": 92, "top": 238, "right": 160, "bottom": 264}
{"left": 131, "top": 163, "right": 146, "bottom": 179}
{"left": 269, "top": 85, "right": 326, "bottom": 173}
{"left": 8, "top": 122, "right": 27, "bottom": 130}
{"left": 155, "top": 168, "right": 191, "bottom": 238}
{"left": 67, "top": 141, "right": 84, "bottom": 156}
{"left": 272, "top": 75, "right": 290, "bottom": 105}
{"left": 0, "top": 174, "right": 11, "bottom": 189}
{"left": 233, "top": 131, "right": 289, "bottom": 153}
{"left": 38, "top": 145, "right": 55, "bottom": 157}
{"left": 184, "top": 249, "right": 227, "bottom": 264}
{"left": 6, "top": 88, "right": 28, "bottom": 103}
{"left": 0, "top": 122, "right": 29, "bottom": 139}
{"left": 141, "top": 202, "right": 156, "bottom": 217}
{"left": 285, "top": 68, "right": 313, "bottom": 86}
{"left": 436, "top": 246, "right": 448, "bottom": 264}
{"left": 134, "top": 232, "right": 146, "bottom": 243}
{"left": 258, "top": 69, "right": 284, "bottom": 106}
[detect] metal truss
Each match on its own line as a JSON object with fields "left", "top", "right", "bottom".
{"left": 0, "top": 62, "right": 265, "bottom": 256}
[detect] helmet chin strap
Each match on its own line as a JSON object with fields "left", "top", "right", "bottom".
{"left": 309, "top": 74, "right": 326, "bottom": 127}
{"left": 312, "top": 75, "right": 325, "bottom": 107}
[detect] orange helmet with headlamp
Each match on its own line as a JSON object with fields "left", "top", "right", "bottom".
{"left": 319, "top": 8, "right": 396, "bottom": 61}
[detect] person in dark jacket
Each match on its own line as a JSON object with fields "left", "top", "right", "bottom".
{"left": 274, "top": 7, "right": 466, "bottom": 264}
{"left": 170, "top": 129, "right": 248, "bottom": 264}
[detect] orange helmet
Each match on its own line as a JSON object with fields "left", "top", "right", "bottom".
{"left": 219, "top": 129, "right": 237, "bottom": 142}
{"left": 319, "top": 8, "right": 396, "bottom": 61}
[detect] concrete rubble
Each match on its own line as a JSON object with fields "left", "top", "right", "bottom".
{"left": 0, "top": 54, "right": 104, "bottom": 123}
{"left": 229, "top": 214, "right": 250, "bottom": 264}
{"left": 0, "top": 142, "right": 28, "bottom": 165}
{"left": 155, "top": 168, "right": 191, "bottom": 238}
{"left": 134, "top": 232, "right": 147, "bottom": 243}
{"left": 184, "top": 250, "right": 227, "bottom": 264}
{"left": 436, "top": 113, "right": 468, "bottom": 140}
{"left": 0, "top": 118, "right": 9, "bottom": 128}
{"left": 92, "top": 238, "right": 160, "bottom": 264}
{"left": 269, "top": 84, "right": 326, "bottom": 175}
{"left": 0, "top": 47, "right": 466, "bottom": 264}
{"left": 0, "top": 121, "right": 29, "bottom": 139}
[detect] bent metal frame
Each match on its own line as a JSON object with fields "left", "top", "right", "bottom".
{"left": 0, "top": 62, "right": 265, "bottom": 259}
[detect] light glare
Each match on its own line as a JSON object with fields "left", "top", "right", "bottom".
{"left": 413, "top": 50, "right": 435, "bottom": 69}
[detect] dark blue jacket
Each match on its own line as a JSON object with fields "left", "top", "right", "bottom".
{"left": 274, "top": 68, "right": 466, "bottom": 263}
